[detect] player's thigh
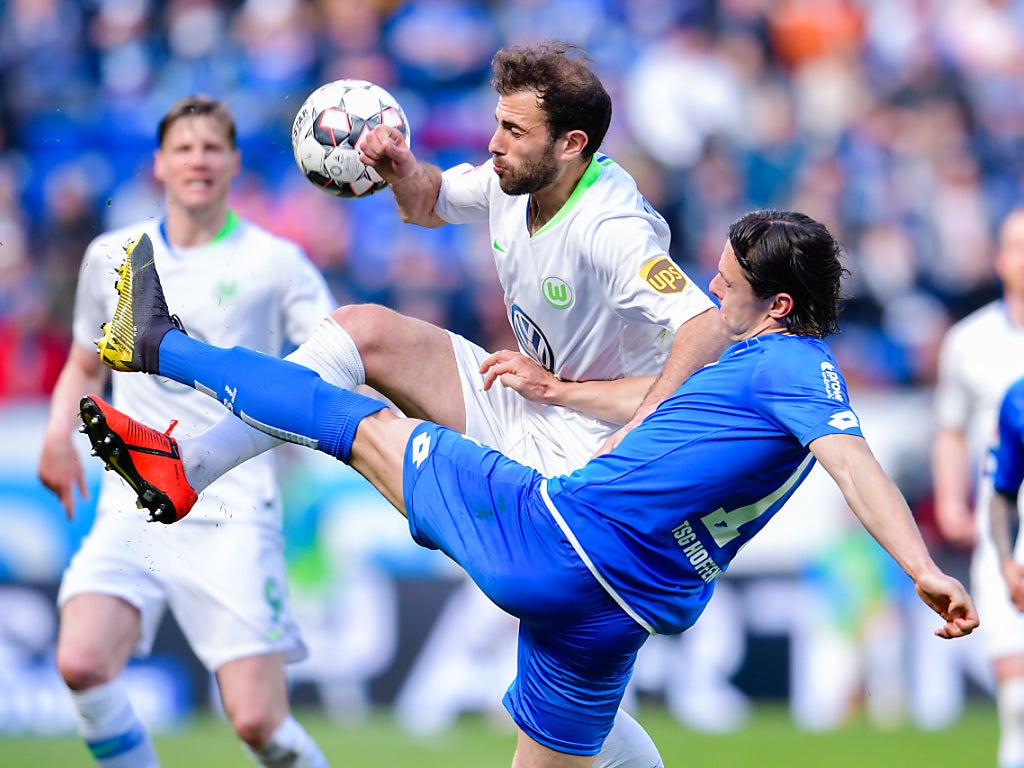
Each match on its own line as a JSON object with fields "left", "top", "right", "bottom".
{"left": 333, "top": 303, "right": 466, "bottom": 429}
{"left": 57, "top": 594, "right": 141, "bottom": 686}
{"left": 216, "top": 652, "right": 289, "bottom": 731}
{"left": 511, "top": 729, "right": 595, "bottom": 768}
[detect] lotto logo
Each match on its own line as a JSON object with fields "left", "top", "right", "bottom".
{"left": 640, "top": 257, "right": 687, "bottom": 294}
{"left": 411, "top": 431, "right": 431, "bottom": 468}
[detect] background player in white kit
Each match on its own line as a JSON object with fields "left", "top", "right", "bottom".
{"left": 932, "top": 206, "right": 1024, "bottom": 768}
{"left": 37, "top": 96, "right": 334, "bottom": 768}
{"left": 99, "top": 42, "right": 725, "bottom": 768}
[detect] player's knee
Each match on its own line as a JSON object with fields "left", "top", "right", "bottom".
{"left": 55, "top": 645, "right": 118, "bottom": 691}
{"left": 332, "top": 303, "right": 388, "bottom": 347}
{"left": 228, "top": 706, "right": 281, "bottom": 749}
{"left": 332, "top": 303, "right": 408, "bottom": 370}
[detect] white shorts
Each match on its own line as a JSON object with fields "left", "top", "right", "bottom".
{"left": 58, "top": 484, "right": 307, "bottom": 672}
{"left": 448, "top": 332, "right": 618, "bottom": 476}
{"left": 971, "top": 535, "right": 1024, "bottom": 660}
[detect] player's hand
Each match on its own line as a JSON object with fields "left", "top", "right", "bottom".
{"left": 1001, "top": 560, "right": 1024, "bottom": 612}
{"left": 37, "top": 434, "right": 87, "bottom": 520}
{"left": 358, "top": 124, "right": 416, "bottom": 183}
{"left": 479, "top": 350, "right": 561, "bottom": 404}
{"left": 913, "top": 570, "right": 979, "bottom": 639}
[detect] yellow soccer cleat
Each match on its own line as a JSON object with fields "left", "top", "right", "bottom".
{"left": 96, "top": 232, "right": 182, "bottom": 373}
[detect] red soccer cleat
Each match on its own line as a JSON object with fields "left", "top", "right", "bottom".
{"left": 78, "top": 394, "right": 198, "bottom": 523}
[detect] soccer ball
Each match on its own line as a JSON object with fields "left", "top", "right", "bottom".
{"left": 291, "top": 79, "right": 411, "bottom": 198}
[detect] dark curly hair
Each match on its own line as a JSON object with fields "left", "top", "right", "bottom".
{"left": 728, "top": 210, "right": 848, "bottom": 338}
{"left": 491, "top": 41, "right": 611, "bottom": 157}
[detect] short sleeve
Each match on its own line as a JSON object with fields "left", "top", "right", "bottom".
{"left": 752, "top": 342, "right": 864, "bottom": 446}
{"left": 435, "top": 161, "right": 492, "bottom": 224}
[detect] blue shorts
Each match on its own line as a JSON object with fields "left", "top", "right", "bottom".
{"left": 402, "top": 423, "right": 650, "bottom": 755}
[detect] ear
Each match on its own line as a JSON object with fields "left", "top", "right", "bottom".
{"left": 561, "top": 129, "right": 589, "bottom": 159}
{"left": 768, "top": 292, "right": 794, "bottom": 320}
{"left": 153, "top": 150, "right": 166, "bottom": 183}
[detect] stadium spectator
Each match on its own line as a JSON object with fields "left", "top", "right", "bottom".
{"left": 37, "top": 96, "right": 335, "bottom": 768}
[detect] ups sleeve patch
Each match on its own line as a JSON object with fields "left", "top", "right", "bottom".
{"left": 640, "top": 257, "right": 688, "bottom": 294}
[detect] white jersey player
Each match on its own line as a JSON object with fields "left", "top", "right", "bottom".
{"left": 933, "top": 206, "right": 1024, "bottom": 768}
{"left": 39, "top": 96, "right": 334, "bottom": 768}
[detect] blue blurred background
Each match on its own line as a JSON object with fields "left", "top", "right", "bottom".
{"left": 0, "top": 0, "right": 1017, "bottom": 739}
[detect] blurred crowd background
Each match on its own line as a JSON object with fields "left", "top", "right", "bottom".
{"left": 4, "top": 0, "right": 1024, "bottom": 404}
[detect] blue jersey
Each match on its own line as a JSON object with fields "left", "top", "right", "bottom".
{"left": 545, "top": 333, "right": 863, "bottom": 634}
{"left": 993, "top": 377, "right": 1024, "bottom": 497}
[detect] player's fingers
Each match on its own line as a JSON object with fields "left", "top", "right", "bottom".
{"left": 59, "top": 486, "right": 75, "bottom": 520}
{"left": 479, "top": 350, "right": 513, "bottom": 373}
{"left": 481, "top": 362, "right": 513, "bottom": 391}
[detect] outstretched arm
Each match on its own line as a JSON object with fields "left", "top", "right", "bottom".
{"left": 359, "top": 124, "right": 446, "bottom": 227}
{"left": 810, "top": 433, "right": 979, "bottom": 639}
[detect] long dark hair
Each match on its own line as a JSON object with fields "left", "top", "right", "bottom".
{"left": 728, "top": 210, "right": 848, "bottom": 338}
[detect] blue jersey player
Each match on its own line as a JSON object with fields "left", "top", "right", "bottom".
{"left": 77, "top": 210, "right": 978, "bottom": 768}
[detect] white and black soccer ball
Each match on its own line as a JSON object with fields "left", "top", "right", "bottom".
{"left": 291, "top": 79, "right": 411, "bottom": 198}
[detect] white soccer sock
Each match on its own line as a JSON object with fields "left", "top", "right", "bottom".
{"left": 592, "top": 708, "right": 663, "bottom": 768}
{"left": 999, "top": 677, "right": 1024, "bottom": 768}
{"left": 71, "top": 679, "right": 160, "bottom": 768}
{"left": 244, "top": 714, "right": 329, "bottom": 768}
{"left": 182, "top": 317, "right": 365, "bottom": 493}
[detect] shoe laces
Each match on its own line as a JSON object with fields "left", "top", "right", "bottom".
{"left": 164, "top": 419, "right": 179, "bottom": 437}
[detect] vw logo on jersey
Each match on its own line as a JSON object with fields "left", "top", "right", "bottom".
{"left": 511, "top": 304, "right": 555, "bottom": 371}
{"left": 542, "top": 276, "right": 573, "bottom": 309}
{"left": 640, "top": 257, "right": 688, "bottom": 294}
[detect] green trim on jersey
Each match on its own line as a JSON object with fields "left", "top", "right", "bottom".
{"left": 212, "top": 209, "right": 241, "bottom": 243}
{"left": 530, "top": 155, "right": 609, "bottom": 239}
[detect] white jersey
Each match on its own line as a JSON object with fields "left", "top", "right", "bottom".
{"left": 935, "top": 300, "right": 1024, "bottom": 467}
{"left": 934, "top": 299, "right": 1024, "bottom": 658}
{"left": 436, "top": 153, "right": 714, "bottom": 381}
{"left": 73, "top": 216, "right": 335, "bottom": 528}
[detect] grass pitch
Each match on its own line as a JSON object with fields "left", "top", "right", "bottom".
{"left": 0, "top": 704, "right": 997, "bottom": 766}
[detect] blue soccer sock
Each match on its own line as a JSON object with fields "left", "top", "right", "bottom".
{"left": 155, "top": 329, "right": 386, "bottom": 462}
